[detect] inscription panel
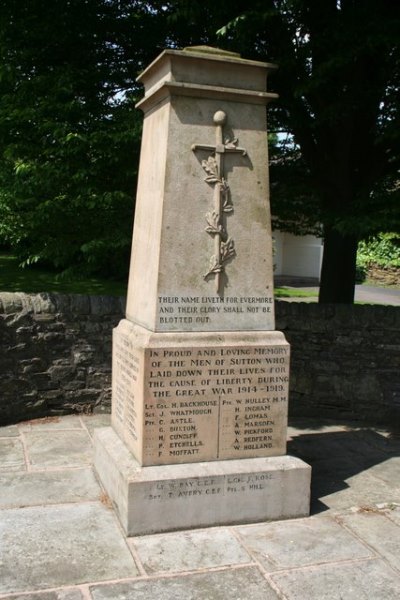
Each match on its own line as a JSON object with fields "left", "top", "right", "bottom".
{"left": 141, "top": 343, "right": 289, "bottom": 466}
{"left": 144, "top": 472, "right": 275, "bottom": 502}
{"left": 156, "top": 294, "right": 275, "bottom": 332}
{"left": 112, "top": 329, "right": 144, "bottom": 462}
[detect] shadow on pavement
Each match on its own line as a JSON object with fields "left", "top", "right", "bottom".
{"left": 287, "top": 426, "right": 400, "bottom": 515}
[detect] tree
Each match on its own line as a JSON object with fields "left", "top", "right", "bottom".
{"left": 1, "top": 0, "right": 398, "bottom": 299}
{"left": 0, "top": 0, "right": 170, "bottom": 278}
{"left": 167, "top": 0, "right": 400, "bottom": 302}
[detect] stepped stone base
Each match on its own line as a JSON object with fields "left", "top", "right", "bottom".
{"left": 94, "top": 427, "right": 311, "bottom": 536}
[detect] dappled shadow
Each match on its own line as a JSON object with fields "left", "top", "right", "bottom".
{"left": 274, "top": 275, "right": 320, "bottom": 288}
{"left": 288, "top": 425, "right": 400, "bottom": 514}
{"left": 0, "top": 252, "right": 127, "bottom": 296}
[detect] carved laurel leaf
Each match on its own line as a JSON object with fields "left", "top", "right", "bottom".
{"left": 223, "top": 195, "right": 233, "bottom": 214}
{"left": 204, "top": 255, "right": 223, "bottom": 279}
{"left": 202, "top": 156, "right": 220, "bottom": 184}
{"left": 221, "top": 238, "right": 236, "bottom": 263}
{"left": 224, "top": 136, "right": 238, "bottom": 149}
{"left": 223, "top": 203, "right": 233, "bottom": 213}
{"left": 205, "top": 211, "right": 222, "bottom": 235}
{"left": 220, "top": 177, "right": 230, "bottom": 194}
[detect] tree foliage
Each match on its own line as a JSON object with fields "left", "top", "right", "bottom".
{"left": 0, "top": 0, "right": 398, "bottom": 300}
{"left": 216, "top": 0, "right": 400, "bottom": 302}
{"left": 358, "top": 233, "right": 400, "bottom": 269}
{"left": 0, "top": 0, "right": 168, "bottom": 278}
{"left": 167, "top": 0, "right": 400, "bottom": 301}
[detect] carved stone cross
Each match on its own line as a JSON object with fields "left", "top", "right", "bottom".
{"left": 192, "top": 110, "right": 247, "bottom": 294}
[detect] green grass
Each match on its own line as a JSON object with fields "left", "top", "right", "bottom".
{"left": 0, "top": 253, "right": 127, "bottom": 296}
{"left": 274, "top": 287, "right": 318, "bottom": 298}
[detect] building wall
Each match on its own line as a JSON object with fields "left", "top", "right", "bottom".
{"left": 1, "top": 293, "right": 399, "bottom": 427}
{"left": 273, "top": 231, "right": 323, "bottom": 279}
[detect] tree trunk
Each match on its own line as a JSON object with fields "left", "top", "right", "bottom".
{"left": 318, "top": 227, "right": 358, "bottom": 303}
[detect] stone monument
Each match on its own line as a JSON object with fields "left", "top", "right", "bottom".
{"left": 94, "top": 46, "right": 311, "bottom": 535}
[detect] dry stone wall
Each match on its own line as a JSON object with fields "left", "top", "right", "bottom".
{"left": 1, "top": 293, "right": 399, "bottom": 427}
{"left": 276, "top": 301, "right": 400, "bottom": 427}
{"left": 0, "top": 292, "right": 124, "bottom": 425}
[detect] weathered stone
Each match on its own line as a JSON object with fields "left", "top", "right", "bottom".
{"left": 0, "top": 503, "right": 139, "bottom": 594}
{"left": 20, "top": 358, "right": 47, "bottom": 374}
{"left": 91, "top": 47, "right": 311, "bottom": 535}
{"left": 94, "top": 427, "right": 311, "bottom": 535}
{"left": 31, "top": 372, "right": 56, "bottom": 391}
{"left": 32, "top": 313, "right": 56, "bottom": 322}
{"left": 111, "top": 322, "right": 289, "bottom": 466}
{"left": 90, "top": 567, "right": 279, "bottom": 600}
{"left": 48, "top": 365, "right": 76, "bottom": 381}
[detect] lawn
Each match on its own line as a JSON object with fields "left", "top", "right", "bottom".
{"left": 0, "top": 253, "right": 127, "bottom": 296}
{"left": 274, "top": 287, "right": 317, "bottom": 299}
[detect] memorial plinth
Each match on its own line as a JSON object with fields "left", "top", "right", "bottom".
{"left": 94, "top": 47, "right": 311, "bottom": 536}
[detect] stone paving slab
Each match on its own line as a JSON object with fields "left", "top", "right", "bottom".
{"left": 0, "top": 438, "right": 26, "bottom": 472}
{"left": 131, "top": 529, "right": 252, "bottom": 575}
{"left": 0, "top": 424, "right": 20, "bottom": 437}
{"left": 0, "top": 590, "right": 84, "bottom": 600}
{"left": 1, "top": 416, "right": 400, "bottom": 599}
{"left": 289, "top": 430, "right": 392, "bottom": 467}
{"left": 23, "top": 430, "right": 93, "bottom": 468}
{"left": 0, "top": 503, "right": 139, "bottom": 595}
{"left": 287, "top": 419, "right": 353, "bottom": 438}
{"left": 387, "top": 506, "right": 400, "bottom": 525}
{"left": 368, "top": 456, "right": 400, "bottom": 484}
{"left": 18, "top": 416, "right": 85, "bottom": 432}
{"left": 0, "top": 468, "right": 101, "bottom": 508}
{"left": 235, "top": 516, "right": 374, "bottom": 571}
{"left": 90, "top": 567, "right": 280, "bottom": 600}
{"left": 271, "top": 558, "right": 400, "bottom": 600}
{"left": 355, "top": 428, "right": 400, "bottom": 453}
{"left": 81, "top": 414, "right": 111, "bottom": 437}
{"left": 338, "top": 510, "right": 400, "bottom": 574}
{"left": 312, "top": 467, "right": 400, "bottom": 512}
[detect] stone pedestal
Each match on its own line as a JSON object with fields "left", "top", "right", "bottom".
{"left": 111, "top": 320, "right": 291, "bottom": 466}
{"left": 95, "top": 427, "right": 310, "bottom": 536}
{"left": 94, "top": 46, "right": 311, "bottom": 536}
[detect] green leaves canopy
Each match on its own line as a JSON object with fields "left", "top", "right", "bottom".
{"left": 0, "top": 0, "right": 398, "bottom": 299}
{"left": 0, "top": 0, "right": 167, "bottom": 277}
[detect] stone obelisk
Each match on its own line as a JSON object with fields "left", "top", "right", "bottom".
{"left": 94, "top": 46, "right": 311, "bottom": 536}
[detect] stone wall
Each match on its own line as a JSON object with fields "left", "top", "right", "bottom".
{"left": 0, "top": 293, "right": 124, "bottom": 426}
{"left": 1, "top": 293, "right": 399, "bottom": 427}
{"left": 276, "top": 302, "right": 400, "bottom": 427}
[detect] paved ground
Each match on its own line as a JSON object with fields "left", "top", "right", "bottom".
{"left": 354, "top": 284, "right": 400, "bottom": 305}
{"left": 1, "top": 414, "right": 400, "bottom": 599}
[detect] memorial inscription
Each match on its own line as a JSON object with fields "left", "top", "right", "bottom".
{"left": 112, "top": 332, "right": 143, "bottom": 458}
{"left": 112, "top": 337, "right": 289, "bottom": 466}
{"left": 145, "top": 471, "right": 275, "bottom": 502}
{"left": 157, "top": 294, "right": 274, "bottom": 328}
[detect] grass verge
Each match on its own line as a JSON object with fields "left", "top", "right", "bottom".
{"left": 274, "top": 287, "right": 318, "bottom": 299}
{"left": 0, "top": 253, "right": 127, "bottom": 296}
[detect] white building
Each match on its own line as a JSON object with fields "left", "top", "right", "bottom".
{"left": 273, "top": 231, "right": 323, "bottom": 281}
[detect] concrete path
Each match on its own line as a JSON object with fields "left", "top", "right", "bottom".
{"left": 355, "top": 284, "right": 400, "bottom": 305}
{"left": 276, "top": 281, "right": 400, "bottom": 305}
{"left": 1, "top": 414, "right": 400, "bottom": 599}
